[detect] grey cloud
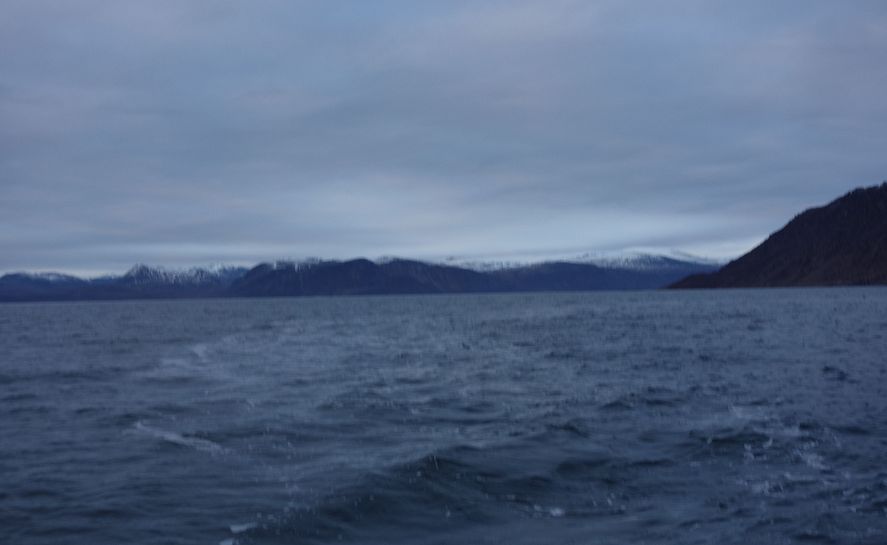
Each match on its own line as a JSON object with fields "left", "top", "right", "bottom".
{"left": 2, "top": 1, "right": 886, "bottom": 273}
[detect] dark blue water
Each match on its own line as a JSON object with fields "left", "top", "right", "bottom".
{"left": 2, "top": 289, "right": 887, "bottom": 544}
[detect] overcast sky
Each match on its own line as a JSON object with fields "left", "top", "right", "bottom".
{"left": 2, "top": 1, "right": 886, "bottom": 275}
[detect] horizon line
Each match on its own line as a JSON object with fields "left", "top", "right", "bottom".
{"left": 0, "top": 248, "right": 730, "bottom": 280}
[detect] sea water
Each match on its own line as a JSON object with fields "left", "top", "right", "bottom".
{"left": 2, "top": 289, "right": 887, "bottom": 544}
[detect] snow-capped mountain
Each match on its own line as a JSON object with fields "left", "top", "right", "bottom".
{"left": 122, "top": 264, "right": 247, "bottom": 286}
{"left": 3, "top": 272, "right": 85, "bottom": 283}
{"left": 439, "top": 250, "right": 720, "bottom": 272}
{"left": 1, "top": 253, "right": 720, "bottom": 302}
{"left": 0, "top": 264, "right": 249, "bottom": 302}
{"left": 565, "top": 251, "right": 722, "bottom": 271}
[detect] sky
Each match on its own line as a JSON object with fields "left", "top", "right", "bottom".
{"left": 2, "top": 1, "right": 886, "bottom": 275}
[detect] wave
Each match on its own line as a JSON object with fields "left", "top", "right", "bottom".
{"left": 234, "top": 433, "right": 670, "bottom": 544}
{"left": 600, "top": 388, "right": 691, "bottom": 410}
{"left": 130, "top": 422, "right": 226, "bottom": 454}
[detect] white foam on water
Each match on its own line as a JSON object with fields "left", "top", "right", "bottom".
{"left": 141, "top": 338, "right": 245, "bottom": 383}
{"left": 690, "top": 404, "right": 773, "bottom": 436}
{"left": 132, "top": 422, "right": 226, "bottom": 454}
{"left": 191, "top": 343, "right": 210, "bottom": 362}
{"left": 728, "top": 404, "right": 769, "bottom": 422}
{"left": 140, "top": 356, "right": 205, "bottom": 381}
{"left": 782, "top": 472, "right": 820, "bottom": 484}
{"left": 229, "top": 522, "right": 257, "bottom": 534}
{"left": 770, "top": 423, "right": 804, "bottom": 438}
{"left": 796, "top": 449, "right": 828, "bottom": 470}
{"left": 219, "top": 539, "right": 236, "bottom": 545}
{"left": 749, "top": 480, "right": 775, "bottom": 495}
{"left": 159, "top": 356, "right": 190, "bottom": 367}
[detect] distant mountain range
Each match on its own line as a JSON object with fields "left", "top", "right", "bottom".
{"left": 0, "top": 265, "right": 249, "bottom": 302}
{"left": 6, "top": 183, "right": 884, "bottom": 301}
{"left": 0, "top": 255, "right": 716, "bottom": 302}
{"left": 672, "top": 182, "right": 887, "bottom": 288}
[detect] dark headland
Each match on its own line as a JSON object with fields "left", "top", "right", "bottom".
{"left": 671, "top": 182, "right": 887, "bottom": 288}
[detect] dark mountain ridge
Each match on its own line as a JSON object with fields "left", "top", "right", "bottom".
{"left": 1, "top": 256, "right": 716, "bottom": 302}
{"left": 229, "top": 259, "right": 496, "bottom": 297}
{"left": 226, "top": 257, "right": 717, "bottom": 297}
{"left": 672, "top": 182, "right": 887, "bottom": 288}
{"left": 0, "top": 265, "right": 249, "bottom": 302}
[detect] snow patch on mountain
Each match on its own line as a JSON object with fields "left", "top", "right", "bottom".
{"left": 122, "top": 264, "right": 247, "bottom": 286}
{"left": 12, "top": 272, "right": 84, "bottom": 283}
{"left": 567, "top": 250, "right": 722, "bottom": 271}
{"left": 438, "top": 250, "right": 720, "bottom": 272}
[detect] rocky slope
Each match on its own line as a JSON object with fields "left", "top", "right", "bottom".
{"left": 672, "top": 183, "right": 887, "bottom": 288}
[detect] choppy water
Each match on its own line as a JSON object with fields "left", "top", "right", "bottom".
{"left": 2, "top": 289, "right": 887, "bottom": 544}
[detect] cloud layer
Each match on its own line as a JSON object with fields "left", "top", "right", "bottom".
{"left": 2, "top": 1, "right": 886, "bottom": 273}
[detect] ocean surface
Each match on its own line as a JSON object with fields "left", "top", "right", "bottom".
{"left": 2, "top": 289, "right": 887, "bottom": 545}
